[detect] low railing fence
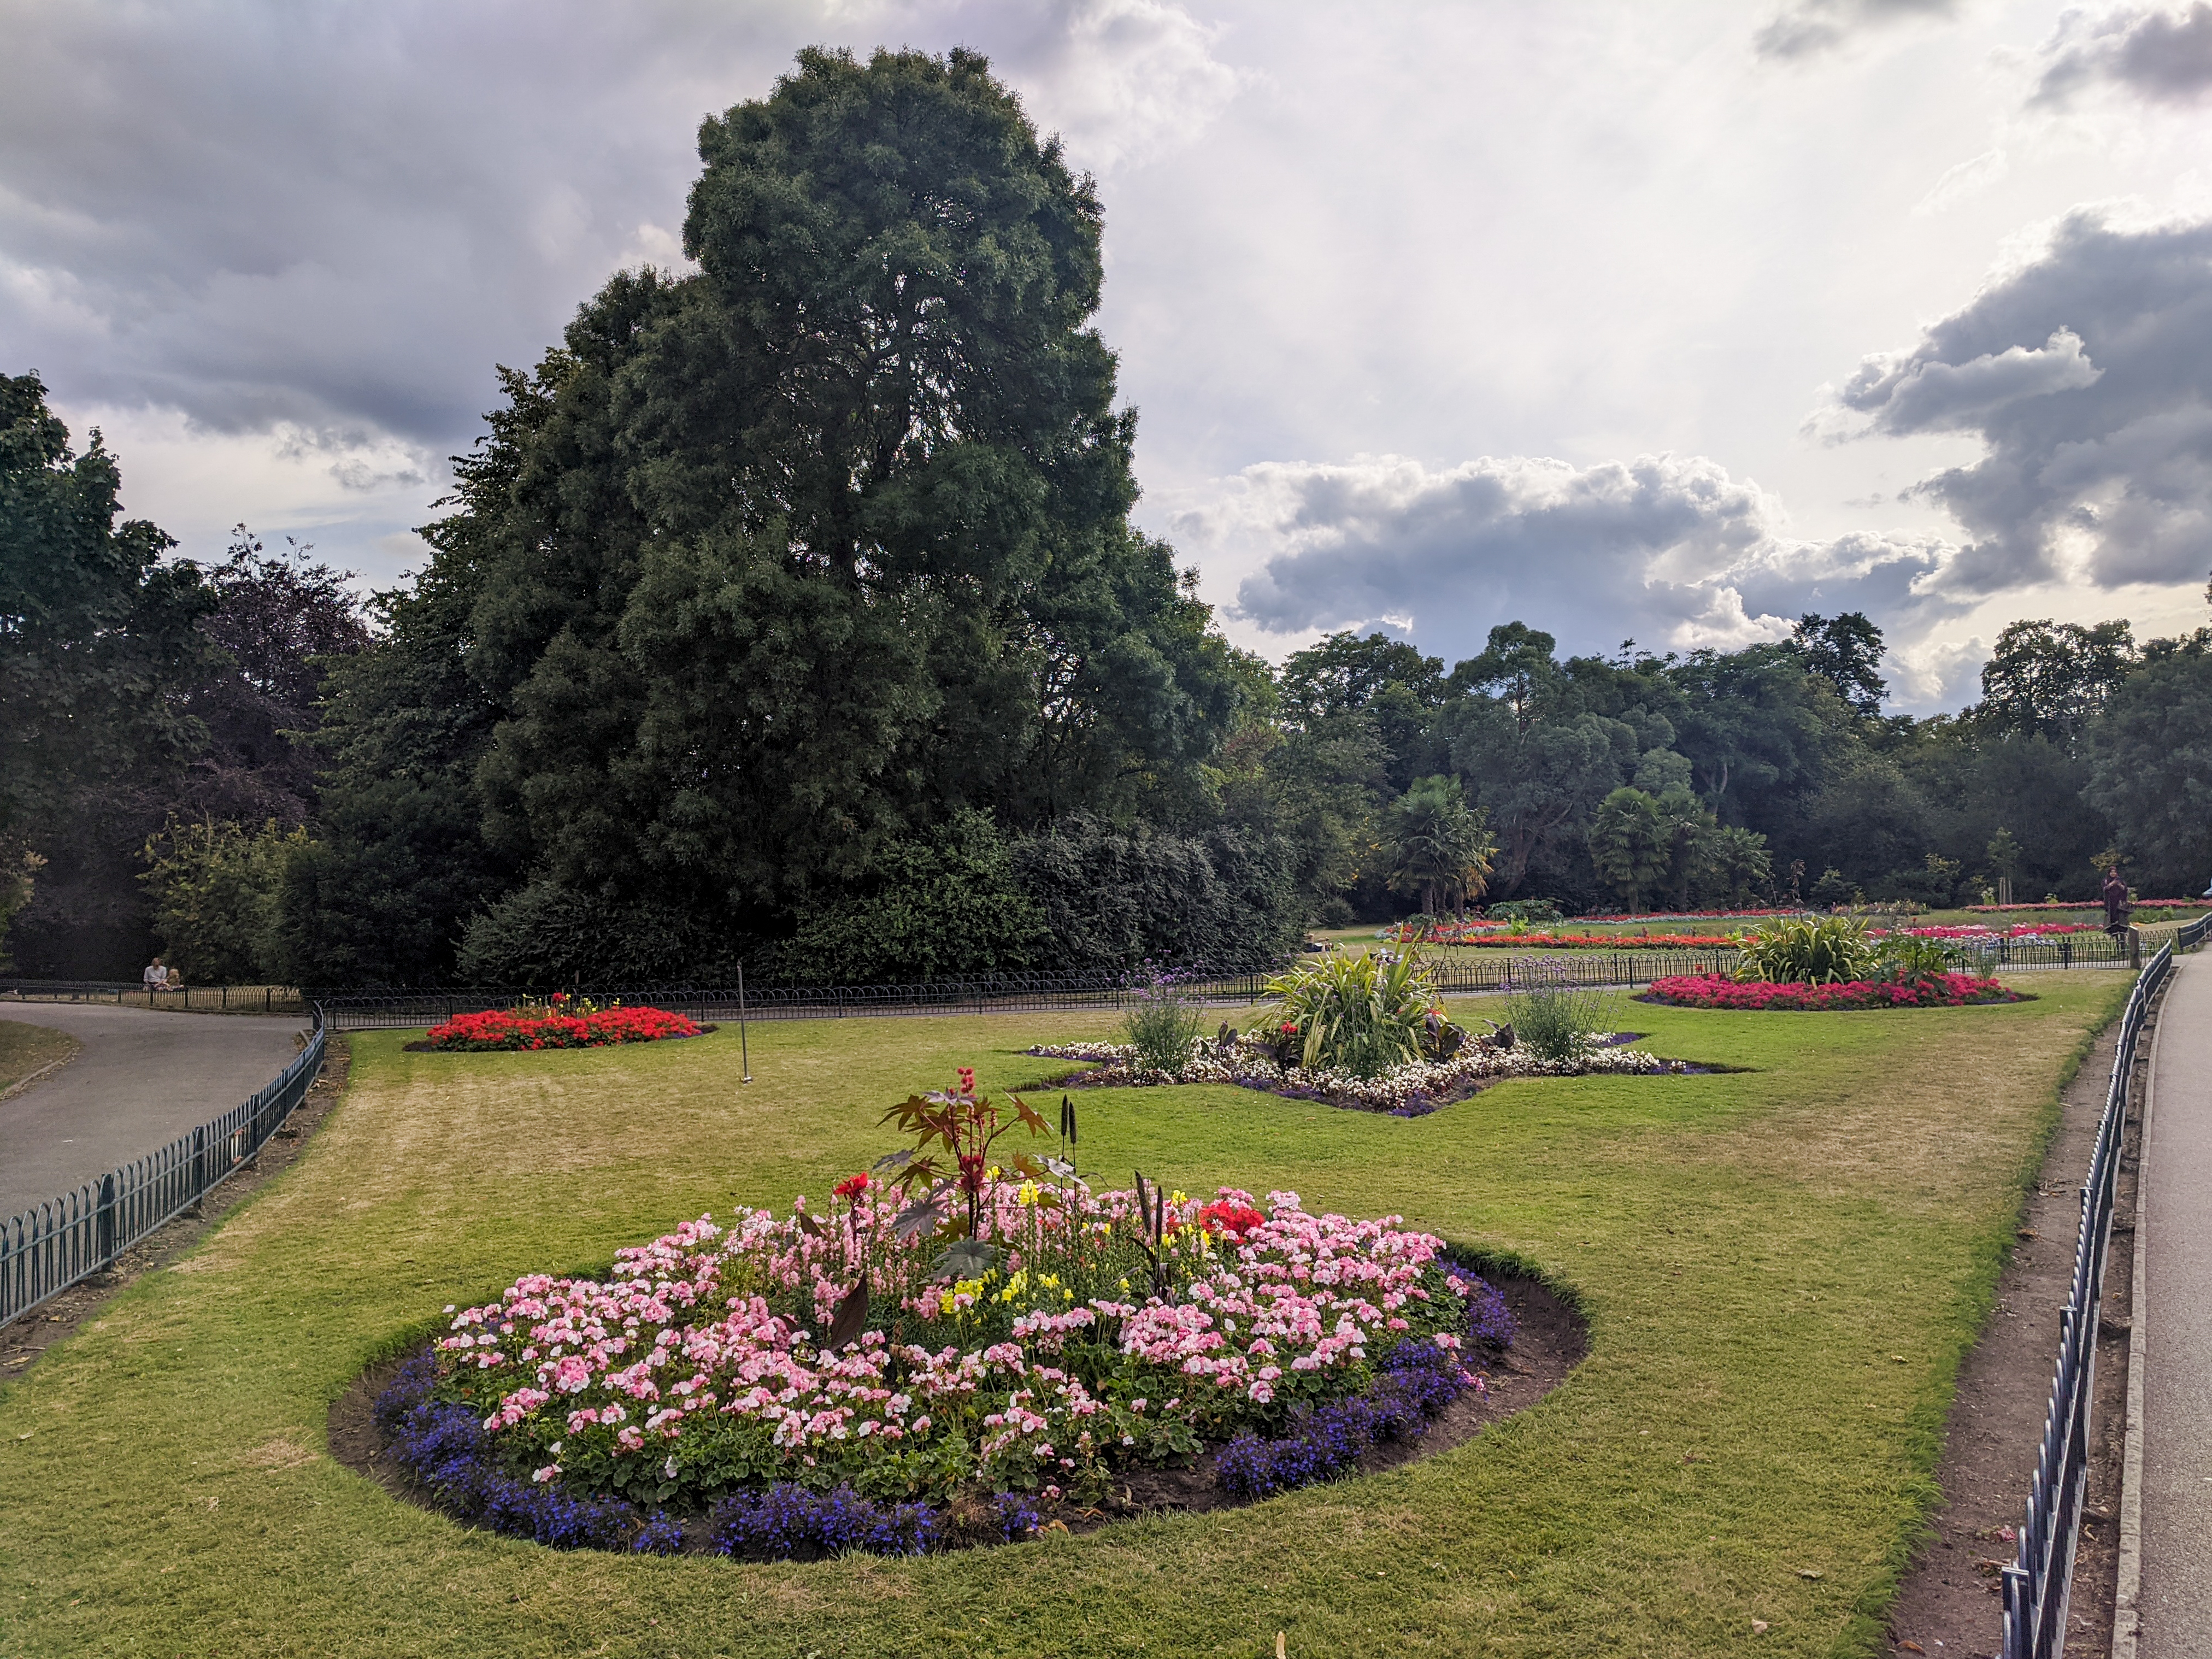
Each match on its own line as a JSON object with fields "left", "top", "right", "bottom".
{"left": 2, "top": 931, "right": 2150, "bottom": 1034}
{"left": 0, "top": 1015, "right": 327, "bottom": 1329}
{"left": 1999, "top": 935, "right": 2182, "bottom": 1658}
{"left": 306, "top": 952, "right": 1754, "bottom": 1031}
{"left": 0, "top": 981, "right": 307, "bottom": 1014}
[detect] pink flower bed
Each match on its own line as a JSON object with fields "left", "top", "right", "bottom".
{"left": 1640, "top": 972, "right": 2029, "bottom": 1010}
{"left": 425, "top": 1181, "right": 1482, "bottom": 1510}
{"left": 425, "top": 1004, "right": 703, "bottom": 1050}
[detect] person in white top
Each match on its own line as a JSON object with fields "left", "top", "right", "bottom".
{"left": 143, "top": 956, "right": 167, "bottom": 992}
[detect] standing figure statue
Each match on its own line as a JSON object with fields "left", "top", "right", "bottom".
{"left": 2101, "top": 866, "right": 2132, "bottom": 936}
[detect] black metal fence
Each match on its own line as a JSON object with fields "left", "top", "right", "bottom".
{"left": 305, "top": 952, "right": 1761, "bottom": 1031}
{"left": 1998, "top": 927, "right": 2191, "bottom": 1658}
{"left": 0, "top": 980, "right": 307, "bottom": 1014}
{"left": 0, "top": 1014, "right": 327, "bottom": 1329}
{"left": 8, "top": 933, "right": 2144, "bottom": 1036}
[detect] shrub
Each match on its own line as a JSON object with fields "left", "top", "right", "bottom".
{"left": 1010, "top": 813, "right": 1303, "bottom": 972}
{"left": 1503, "top": 969, "right": 1620, "bottom": 1062}
{"left": 1733, "top": 915, "right": 1875, "bottom": 984}
{"left": 1873, "top": 933, "right": 1964, "bottom": 981}
{"left": 1264, "top": 951, "right": 1436, "bottom": 1078}
{"left": 779, "top": 809, "right": 1049, "bottom": 984}
{"left": 1486, "top": 898, "right": 1563, "bottom": 925}
{"left": 1120, "top": 969, "right": 1204, "bottom": 1074}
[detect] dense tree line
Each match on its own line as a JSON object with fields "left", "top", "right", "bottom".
{"left": 7, "top": 49, "right": 2211, "bottom": 987}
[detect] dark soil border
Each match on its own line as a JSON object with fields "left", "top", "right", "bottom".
{"left": 327, "top": 1263, "right": 1586, "bottom": 1555}
{"left": 401, "top": 1024, "right": 720, "bottom": 1054}
{"left": 1882, "top": 997, "right": 2148, "bottom": 1657}
{"left": 0, "top": 1029, "right": 350, "bottom": 1380}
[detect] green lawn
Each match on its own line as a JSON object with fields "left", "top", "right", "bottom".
{"left": 0, "top": 1019, "right": 76, "bottom": 1095}
{"left": 0, "top": 977, "right": 2126, "bottom": 1657}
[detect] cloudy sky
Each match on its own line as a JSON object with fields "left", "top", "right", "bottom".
{"left": 7, "top": 0, "right": 2212, "bottom": 708}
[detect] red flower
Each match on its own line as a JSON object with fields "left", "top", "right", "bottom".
{"left": 1196, "top": 1201, "right": 1267, "bottom": 1239}
{"left": 833, "top": 1173, "right": 870, "bottom": 1202}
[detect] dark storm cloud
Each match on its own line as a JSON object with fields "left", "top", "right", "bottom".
{"left": 1191, "top": 453, "right": 1952, "bottom": 669}
{"left": 0, "top": 2, "right": 828, "bottom": 447}
{"left": 0, "top": 1, "right": 1240, "bottom": 457}
{"left": 1752, "top": 0, "right": 1959, "bottom": 60}
{"left": 2032, "top": 4, "right": 2212, "bottom": 106}
{"left": 1826, "top": 208, "right": 2212, "bottom": 594}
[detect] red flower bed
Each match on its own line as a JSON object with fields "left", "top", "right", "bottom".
{"left": 1446, "top": 931, "right": 1739, "bottom": 950}
{"left": 424, "top": 1005, "right": 704, "bottom": 1051}
{"left": 1639, "top": 973, "right": 2029, "bottom": 1010}
{"left": 1968, "top": 899, "right": 2205, "bottom": 913}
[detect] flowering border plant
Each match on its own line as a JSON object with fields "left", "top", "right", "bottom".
{"left": 424, "top": 1001, "right": 703, "bottom": 1051}
{"left": 388, "top": 1072, "right": 1515, "bottom": 1556}
{"left": 1026, "top": 1031, "right": 1686, "bottom": 1116}
{"left": 1640, "top": 972, "right": 2030, "bottom": 1010}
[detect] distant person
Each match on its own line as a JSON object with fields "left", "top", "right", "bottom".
{"left": 2101, "top": 867, "right": 2132, "bottom": 936}
{"left": 143, "top": 956, "right": 166, "bottom": 993}
{"left": 164, "top": 965, "right": 184, "bottom": 990}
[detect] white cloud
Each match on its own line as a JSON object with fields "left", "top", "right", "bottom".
{"left": 1914, "top": 148, "right": 2010, "bottom": 215}
{"left": 998, "top": 0, "right": 1250, "bottom": 173}
{"left": 1753, "top": 0, "right": 1961, "bottom": 60}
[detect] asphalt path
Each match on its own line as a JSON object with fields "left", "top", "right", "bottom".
{"left": 2140, "top": 954, "right": 2212, "bottom": 1658}
{"left": 0, "top": 1002, "right": 308, "bottom": 1221}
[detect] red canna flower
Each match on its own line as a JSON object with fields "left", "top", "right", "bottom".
{"left": 833, "top": 1173, "right": 870, "bottom": 1202}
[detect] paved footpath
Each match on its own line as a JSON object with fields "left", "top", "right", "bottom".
{"left": 0, "top": 1002, "right": 307, "bottom": 1221}
{"left": 2140, "top": 954, "right": 2212, "bottom": 1658}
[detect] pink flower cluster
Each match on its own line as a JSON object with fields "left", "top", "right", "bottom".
{"left": 431, "top": 1186, "right": 1467, "bottom": 1501}
{"left": 1642, "top": 972, "right": 2028, "bottom": 1010}
{"left": 1890, "top": 923, "right": 2091, "bottom": 940}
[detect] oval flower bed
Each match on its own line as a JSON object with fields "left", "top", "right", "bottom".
{"left": 369, "top": 1153, "right": 1519, "bottom": 1557}
{"left": 1640, "top": 972, "right": 2029, "bottom": 1010}
{"left": 421, "top": 1004, "right": 704, "bottom": 1051}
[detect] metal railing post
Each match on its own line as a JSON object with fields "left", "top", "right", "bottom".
{"left": 95, "top": 1173, "right": 116, "bottom": 1271}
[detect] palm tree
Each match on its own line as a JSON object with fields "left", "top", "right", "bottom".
{"left": 1382, "top": 776, "right": 1497, "bottom": 916}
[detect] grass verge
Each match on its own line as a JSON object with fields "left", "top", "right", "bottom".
{"left": 0, "top": 975, "right": 2129, "bottom": 1657}
{"left": 0, "top": 1019, "right": 78, "bottom": 1097}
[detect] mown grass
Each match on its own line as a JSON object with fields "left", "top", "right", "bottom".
{"left": 0, "top": 1018, "right": 77, "bottom": 1094}
{"left": 0, "top": 975, "right": 2129, "bottom": 1658}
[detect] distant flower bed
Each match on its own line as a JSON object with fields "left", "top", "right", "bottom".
{"left": 1028, "top": 1033, "right": 1694, "bottom": 1116}
{"left": 1428, "top": 930, "right": 1739, "bottom": 950}
{"left": 1896, "top": 923, "right": 2093, "bottom": 940}
{"left": 1639, "top": 972, "right": 2030, "bottom": 1010}
{"left": 1967, "top": 899, "right": 2204, "bottom": 914}
{"left": 1575, "top": 908, "right": 1801, "bottom": 924}
{"left": 423, "top": 1003, "right": 703, "bottom": 1051}
{"left": 376, "top": 1130, "right": 1512, "bottom": 1556}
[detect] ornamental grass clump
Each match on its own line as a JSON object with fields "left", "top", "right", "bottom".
{"left": 1502, "top": 968, "right": 1620, "bottom": 1062}
{"left": 1264, "top": 951, "right": 1436, "bottom": 1079}
{"left": 1120, "top": 969, "right": 1205, "bottom": 1075}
